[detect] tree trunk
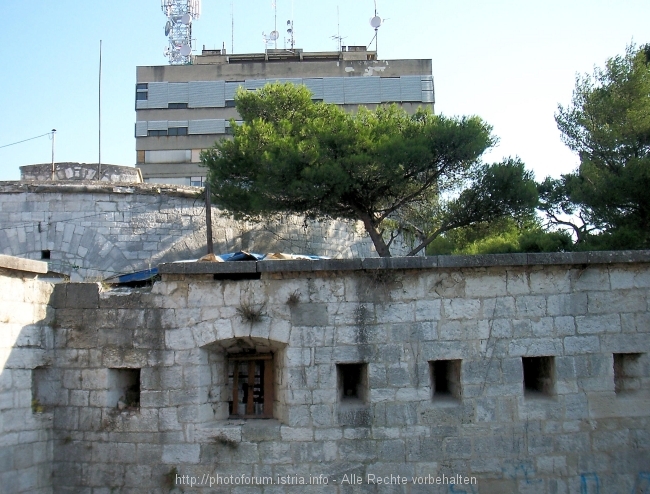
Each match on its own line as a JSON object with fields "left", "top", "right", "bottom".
{"left": 358, "top": 213, "right": 392, "bottom": 257}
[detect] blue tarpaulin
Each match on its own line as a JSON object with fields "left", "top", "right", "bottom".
{"left": 103, "top": 251, "right": 328, "bottom": 284}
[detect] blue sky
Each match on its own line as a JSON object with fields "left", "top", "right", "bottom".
{"left": 0, "top": 0, "right": 647, "bottom": 182}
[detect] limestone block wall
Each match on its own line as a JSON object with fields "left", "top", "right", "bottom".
{"left": 38, "top": 252, "right": 650, "bottom": 493}
{"left": 0, "top": 256, "right": 54, "bottom": 494}
{"left": 0, "top": 182, "right": 404, "bottom": 281}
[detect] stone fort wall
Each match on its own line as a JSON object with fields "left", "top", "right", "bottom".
{"left": 0, "top": 182, "right": 402, "bottom": 281}
{"left": 0, "top": 256, "right": 54, "bottom": 494}
{"left": 2, "top": 252, "right": 648, "bottom": 493}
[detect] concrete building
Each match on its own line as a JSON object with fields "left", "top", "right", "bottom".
{"left": 135, "top": 47, "right": 434, "bottom": 185}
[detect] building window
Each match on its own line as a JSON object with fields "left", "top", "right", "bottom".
{"left": 168, "top": 127, "right": 188, "bottom": 136}
{"left": 168, "top": 102, "right": 188, "bottom": 109}
{"left": 136, "top": 83, "right": 148, "bottom": 90}
{"left": 136, "top": 91, "right": 148, "bottom": 101}
{"left": 225, "top": 100, "right": 236, "bottom": 108}
{"left": 337, "top": 363, "right": 368, "bottom": 403}
{"left": 522, "top": 356, "right": 555, "bottom": 397}
{"left": 108, "top": 368, "right": 141, "bottom": 409}
{"left": 190, "top": 176, "right": 206, "bottom": 187}
{"left": 41, "top": 250, "right": 51, "bottom": 260}
{"left": 430, "top": 359, "right": 462, "bottom": 401}
{"left": 614, "top": 353, "right": 644, "bottom": 394}
{"left": 228, "top": 353, "right": 274, "bottom": 418}
{"left": 147, "top": 130, "right": 168, "bottom": 137}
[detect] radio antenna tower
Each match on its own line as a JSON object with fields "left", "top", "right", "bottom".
{"left": 368, "top": 0, "right": 382, "bottom": 54}
{"left": 331, "top": 6, "right": 347, "bottom": 52}
{"left": 161, "top": 0, "right": 202, "bottom": 65}
{"left": 263, "top": 1, "right": 280, "bottom": 51}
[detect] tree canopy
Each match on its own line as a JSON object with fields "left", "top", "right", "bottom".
{"left": 544, "top": 43, "right": 650, "bottom": 249}
{"left": 203, "top": 83, "right": 537, "bottom": 257}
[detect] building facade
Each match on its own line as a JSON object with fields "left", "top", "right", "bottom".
{"left": 135, "top": 47, "right": 434, "bottom": 185}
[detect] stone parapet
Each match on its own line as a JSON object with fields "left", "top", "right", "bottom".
{"left": 159, "top": 250, "right": 650, "bottom": 275}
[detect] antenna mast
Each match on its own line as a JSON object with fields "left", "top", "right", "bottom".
{"left": 286, "top": 0, "right": 295, "bottom": 51}
{"left": 331, "top": 5, "right": 347, "bottom": 52}
{"left": 368, "top": 0, "right": 382, "bottom": 55}
{"left": 50, "top": 129, "right": 56, "bottom": 180}
{"left": 263, "top": 2, "right": 280, "bottom": 51}
{"left": 98, "top": 40, "right": 102, "bottom": 179}
{"left": 161, "top": 0, "right": 201, "bottom": 65}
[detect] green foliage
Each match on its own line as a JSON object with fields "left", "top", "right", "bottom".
{"left": 548, "top": 43, "right": 650, "bottom": 248}
{"left": 203, "top": 83, "right": 538, "bottom": 256}
{"left": 426, "top": 217, "right": 572, "bottom": 255}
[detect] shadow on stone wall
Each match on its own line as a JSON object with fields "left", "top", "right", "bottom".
{"left": 0, "top": 185, "right": 393, "bottom": 281}
{"left": 0, "top": 271, "right": 55, "bottom": 493}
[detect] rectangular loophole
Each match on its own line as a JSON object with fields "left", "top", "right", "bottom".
{"left": 337, "top": 363, "right": 367, "bottom": 403}
{"left": 522, "top": 356, "right": 555, "bottom": 397}
{"left": 430, "top": 359, "right": 462, "bottom": 401}
{"left": 41, "top": 250, "right": 51, "bottom": 260}
{"left": 32, "top": 366, "right": 56, "bottom": 413}
{"left": 614, "top": 353, "right": 643, "bottom": 394}
{"left": 108, "top": 368, "right": 141, "bottom": 409}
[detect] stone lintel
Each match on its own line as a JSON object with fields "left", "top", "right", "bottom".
{"left": 0, "top": 254, "right": 48, "bottom": 274}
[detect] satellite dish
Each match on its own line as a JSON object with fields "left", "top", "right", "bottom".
{"left": 181, "top": 13, "right": 192, "bottom": 25}
{"left": 164, "top": 21, "right": 172, "bottom": 36}
{"left": 370, "top": 16, "right": 382, "bottom": 28}
{"left": 270, "top": 30, "right": 279, "bottom": 41}
{"left": 180, "top": 44, "right": 192, "bottom": 56}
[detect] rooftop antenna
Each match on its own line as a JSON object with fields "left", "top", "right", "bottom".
{"left": 368, "top": 0, "right": 382, "bottom": 55}
{"left": 331, "top": 5, "right": 347, "bottom": 52}
{"left": 263, "top": 1, "right": 280, "bottom": 51}
{"left": 285, "top": 0, "right": 295, "bottom": 51}
{"left": 286, "top": 20, "right": 295, "bottom": 51}
{"left": 273, "top": 0, "right": 278, "bottom": 49}
{"left": 161, "top": 0, "right": 201, "bottom": 65}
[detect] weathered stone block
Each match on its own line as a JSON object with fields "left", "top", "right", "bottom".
{"left": 515, "top": 295, "right": 547, "bottom": 317}
{"left": 547, "top": 293, "right": 588, "bottom": 316}
{"left": 290, "top": 304, "right": 329, "bottom": 327}
{"left": 443, "top": 299, "right": 481, "bottom": 320}
{"left": 589, "top": 290, "right": 647, "bottom": 315}
{"left": 162, "top": 443, "right": 200, "bottom": 464}
{"left": 576, "top": 314, "right": 621, "bottom": 335}
{"left": 64, "top": 283, "right": 99, "bottom": 309}
{"left": 280, "top": 427, "right": 314, "bottom": 441}
{"left": 564, "top": 335, "right": 600, "bottom": 355}
{"left": 508, "top": 338, "right": 563, "bottom": 357}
